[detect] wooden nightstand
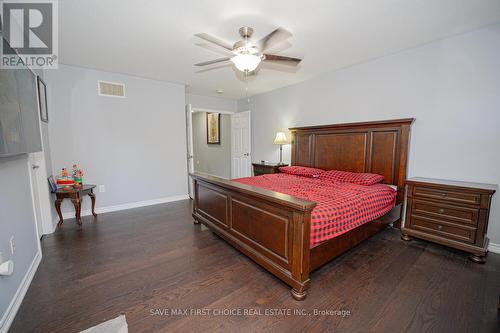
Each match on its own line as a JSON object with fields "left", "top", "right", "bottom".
{"left": 252, "top": 163, "right": 288, "bottom": 176}
{"left": 402, "top": 177, "right": 496, "bottom": 263}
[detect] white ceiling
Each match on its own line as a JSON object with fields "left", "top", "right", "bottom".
{"left": 59, "top": 0, "right": 500, "bottom": 99}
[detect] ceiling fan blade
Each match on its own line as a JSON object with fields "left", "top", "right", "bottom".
{"left": 195, "top": 43, "right": 233, "bottom": 56}
{"left": 195, "top": 33, "right": 233, "bottom": 51}
{"left": 257, "top": 28, "right": 292, "bottom": 52}
{"left": 263, "top": 54, "right": 302, "bottom": 66}
{"left": 195, "top": 63, "right": 233, "bottom": 73}
{"left": 194, "top": 57, "right": 231, "bottom": 66}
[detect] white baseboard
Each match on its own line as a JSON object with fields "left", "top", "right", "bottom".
{"left": 488, "top": 242, "right": 500, "bottom": 254}
{"left": 47, "top": 222, "right": 57, "bottom": 235}
{"left": 0, "top": 250, "right": 42, "bottom": 333}
{"left": 61, "top": 194, "right": 190, "bottom": 220}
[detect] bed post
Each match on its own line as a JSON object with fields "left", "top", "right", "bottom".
{"left": 290, "top": 210, "right": 311, "bottom": 300}
{"left": 393, "top": 121, "right": 413, "bottom": 228}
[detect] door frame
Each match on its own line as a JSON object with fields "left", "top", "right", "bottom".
{"left": 191, "top": 107, "right": 235, "bottom": 115}
{"left": 186, "top": 104, "right": 194, "bottom": 198}
{"left": 185, "top": 105, "right": 235, "bottom": 198}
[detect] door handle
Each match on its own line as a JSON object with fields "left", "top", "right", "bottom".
{"left": 243, "top": 153, "right": 250, "bottom": 156}
{"left": 32, "top": 164, "right": 40, "bottom": 169}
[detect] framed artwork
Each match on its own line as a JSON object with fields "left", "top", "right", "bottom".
{"left": 206, "top": 112, "right": 221, "bottom": 144}
{"left": 37, "top": 76, "right": 48, "bottom": 123}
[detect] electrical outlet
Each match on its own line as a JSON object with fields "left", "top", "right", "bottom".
{"left": 9, "top": 236, "right": 15, "bottom": 254}
{"left": 99, "top": 185, "right": 106, "bottom": 193}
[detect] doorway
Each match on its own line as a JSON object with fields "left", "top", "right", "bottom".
{"left": 185, "top": 105, "right": 251, "bottom": 198}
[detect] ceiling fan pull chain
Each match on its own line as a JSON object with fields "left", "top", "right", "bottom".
{"left": 244, "top": 71, "right": 250, "bottom": 104}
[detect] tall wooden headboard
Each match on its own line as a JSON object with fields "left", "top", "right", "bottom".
{"left": 290, "top": 118, "right": 414, "bottom": 204}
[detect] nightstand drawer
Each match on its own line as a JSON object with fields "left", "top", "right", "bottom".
{"left": 412, "top": 200, "right": 479, "bottom": 226}
{"left": 409, "top": 215, "right": 476, "bottom": 244}
{"left": 252, "top": 163, "right": 287, "bottom": 176}
{"left": 254, "top": 167, "right": 274, "bottom": 175}
{"left": 413, "top": 186, "right": 481, "bottom": 205}
{"left": 253, "top": 166, "right": 264, "bottom": 174}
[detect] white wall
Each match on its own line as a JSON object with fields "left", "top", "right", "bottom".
{"left": 192, "top": 112, "right": 231, "bottom": 178}
{"left": 237, "top": 24, "right": 500, "bottom": 246}
{"left": 45, "top": 65, "right": 188, "bottom": 216}
{"left": 0, "top": 156, "right": 40, "bottom": 332}
{"left": 186, "top": 93, "right": 237, "bottom": 112}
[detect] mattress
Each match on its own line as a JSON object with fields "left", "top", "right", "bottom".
{"left": 234, "top": 173, "right": 397, "bottom": 248}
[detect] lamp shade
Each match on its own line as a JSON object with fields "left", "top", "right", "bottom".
{"left": 273, "top": 132, "right": 288, "bottom": 145}
{"left": 230, "top": 54, "right": 261, "bottom": 72}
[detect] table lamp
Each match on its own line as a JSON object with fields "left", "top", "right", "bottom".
{"left": 273, "top": 132, "right": 288, "bottom": 165}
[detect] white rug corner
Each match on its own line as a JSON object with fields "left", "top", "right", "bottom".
{"left": 80, "top": 315, "right": 128, "bottom": 333}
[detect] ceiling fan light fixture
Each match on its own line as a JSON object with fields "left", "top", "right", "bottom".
{"left": 231, "top": 54, "right": 261, "bottom": 72}
{"left": 194, "top": 27, "right": 302, "bottom": 76}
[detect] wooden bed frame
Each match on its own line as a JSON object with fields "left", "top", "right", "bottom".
{"left": 191, "top": 118, "right": 414, "bottom": 300}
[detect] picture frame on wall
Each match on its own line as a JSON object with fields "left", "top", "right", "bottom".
{"left": 206, "top": 112, "right": 221, "bottom": 144}
{"left": 37, "top": 76, "right": 48, "bottom": 123}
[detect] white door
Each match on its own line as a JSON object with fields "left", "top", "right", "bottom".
{"left": 28, "top": 152, "right": 47, "bottom": 238}
{"left": 231, "top": 111, "right": 251, "bottom": 178}
{"left": 186, "top": 104, "right": 194, "bottom": 198}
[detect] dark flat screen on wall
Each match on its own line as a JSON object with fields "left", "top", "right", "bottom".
{"left": 0, "top": 35, "right": 42, "bottom": 157}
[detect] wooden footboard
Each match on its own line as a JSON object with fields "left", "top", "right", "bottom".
{"left": 191, "top": 172, "right": 317, "bottom": 300}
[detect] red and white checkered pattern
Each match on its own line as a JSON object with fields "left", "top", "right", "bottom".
{"left": 319, "top": 170, "right": 384, "bottom": 186}
{"left": 234, "top": 173, "right": 396, "bottom": 247}
{"left": 278, "top": 166, "right": 325, "bottom": 178}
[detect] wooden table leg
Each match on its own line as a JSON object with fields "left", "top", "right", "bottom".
{"left": 55, "top": 198, "right": 64, "bottom": 227}
{"left": 71, "top": 198, "right": 82, "bottom": 225}
{"left": 88, "top": 191, "right": 98, "bottom": 218}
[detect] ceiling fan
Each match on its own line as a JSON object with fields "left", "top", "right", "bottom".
{"left": 194, "top": 26, "right": 302, "bottom": 73}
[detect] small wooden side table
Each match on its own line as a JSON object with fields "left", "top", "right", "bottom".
{"left": 55, "top": 184, "right": 98, "bottom": 227}
{"left": 252, "top": 163, "right": 288, "bottom": 176}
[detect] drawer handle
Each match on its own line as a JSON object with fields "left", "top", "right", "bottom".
{"left": 437, "top": 225, "right": 443, "bottom": 231}
{"left": 438, "top": 208, "right": 445, "bottom": 214}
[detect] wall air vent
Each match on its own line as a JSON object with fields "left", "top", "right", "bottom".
{"left": 98, "top": 81, "right": 126, "bottom": 98}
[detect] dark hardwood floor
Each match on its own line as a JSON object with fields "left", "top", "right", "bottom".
{"left": 10, "top": 200, "right": 500, "bottom": 333}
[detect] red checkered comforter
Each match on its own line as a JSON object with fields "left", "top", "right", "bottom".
{"left": 234, "top": 173, "right": 396, "bottom": 248}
